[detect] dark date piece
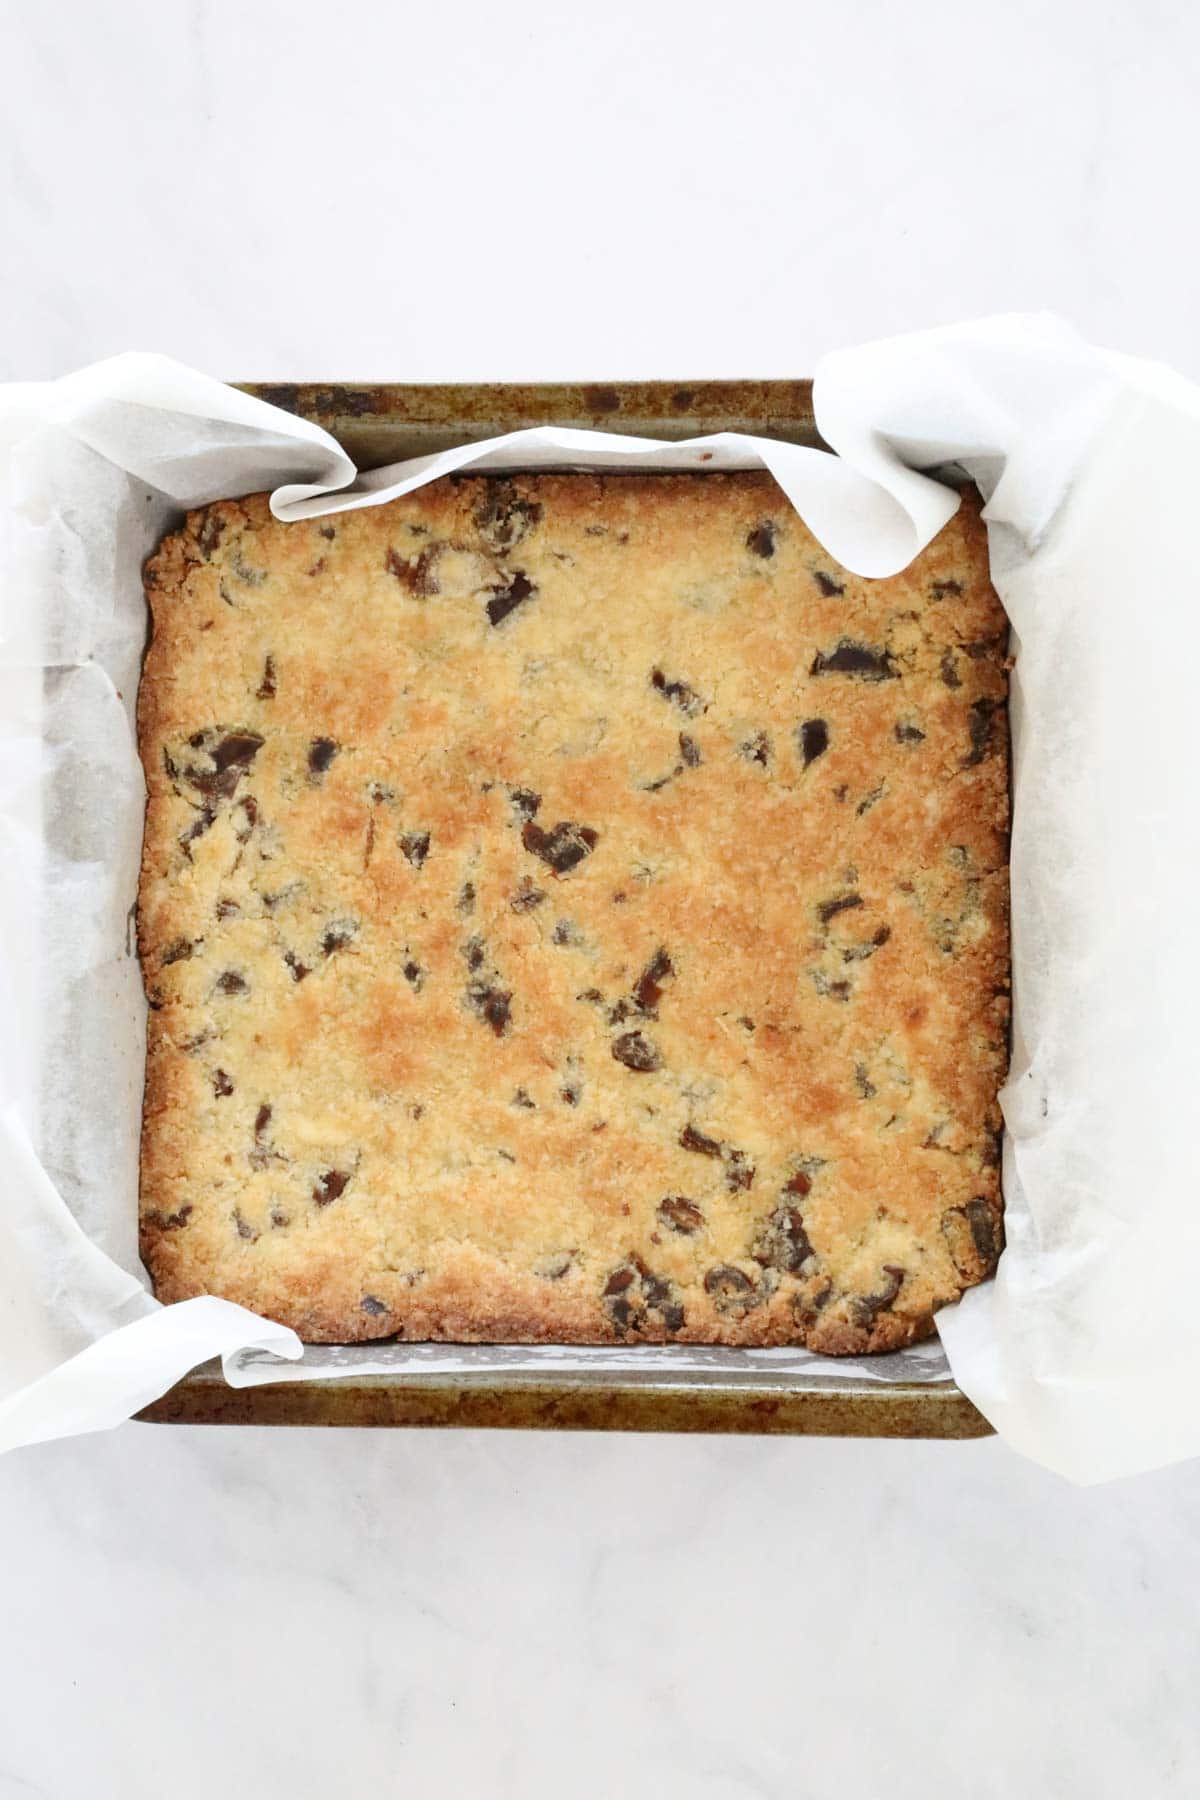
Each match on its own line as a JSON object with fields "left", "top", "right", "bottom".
{"left": 633, "top": 947, "right": 674, "bottom": 1015}
{"left": 798, "top": 719, "right": 829, "bottom": 767}
{"left": 811, "top": 641, "right": 897, "bottom": 681}
{"left": 522, "top": 820, "right": 598, "bottom": 874}
{"left": 753, "top": 1206, "right": 814, "bottom": 1274}
{"left": 658, "top": 1196, "right": 704, "bottom": 1234}
{"left": 704, "top": 1265, "right": 759, "bottom": 1317}
{"left": 650, "top": 668, "right": 705, "bottom": 716}
{"left": 611, "top": 1031, "right": 662, "bottom": 1072}
{"left": 817, "top": 893, "right": 862, "bottom": 924}
{"left": 486, "top": 570, "right": 536, "bottom": 626}
{"left": 179, "top": 730, "right": 264, "bottom": 802}
{"left": 313, "top": 1169, "right": 352, "bottom": 1206}
{"left": 308, "top": 737, "right": 338, "bottom": 777}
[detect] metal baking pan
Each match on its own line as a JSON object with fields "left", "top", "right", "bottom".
{"left": 137, "top": 378, "right": 992, "bottom": 1441}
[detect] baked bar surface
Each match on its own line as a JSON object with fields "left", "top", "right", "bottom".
{"left": 137, "top": 472, "right": 1009, "bottom": 1351}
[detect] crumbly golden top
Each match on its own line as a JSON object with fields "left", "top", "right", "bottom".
{"left": 137, "top": 472, "right": 1008, "bottom": 1351}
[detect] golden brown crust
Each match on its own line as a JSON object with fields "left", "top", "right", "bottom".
{"left": 136, "top": 474, "right": 1009, "bottom": 1351}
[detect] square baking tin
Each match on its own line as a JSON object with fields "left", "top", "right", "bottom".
{"left": 138, "top": 379, "right": 991, "bottom": 1440}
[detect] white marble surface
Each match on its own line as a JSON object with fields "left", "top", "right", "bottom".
{"left": 3, "top": 2, "right": 1200, "bottom": 1794}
